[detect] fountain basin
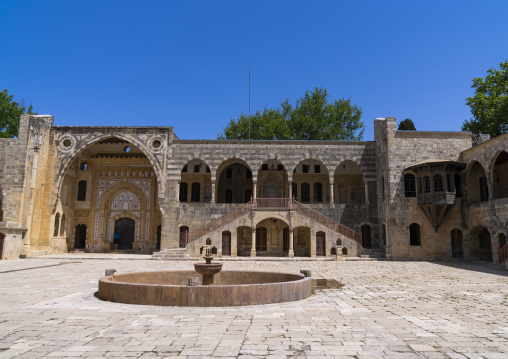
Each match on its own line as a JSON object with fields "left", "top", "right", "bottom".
{"left": 98, "top": 270, "right": 312, "bottom": 306}
{"left": 193, "top": 262, "right": 223, "bottom": 276}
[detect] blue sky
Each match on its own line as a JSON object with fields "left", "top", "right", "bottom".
{"left": 1, "top": 0, "right": 507, "bottom": 140}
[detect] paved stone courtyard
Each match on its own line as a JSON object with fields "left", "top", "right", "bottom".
{"left": 1, "top": 256, "right": 508, "bottom": 358}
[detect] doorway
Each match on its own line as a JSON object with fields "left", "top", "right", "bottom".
{"left": 0, "top": 233, "right": 4, "bottom": 260}
{"left": 256, "top": 227, "right": 267, "bottom": 251}
{"left": 451, "top": 229, "right": 463, "bottom": 258}
{"left": 74, "top": 224, "right": 87, "bottom": 249}
{"left": 114, "top": 218, "right": 135, "bottom": 250}
{"left": 222, "top": 231, "right": 231, "bottom": 255}
{"left": 316, "top": 231, "right": 326, "bottom": 256}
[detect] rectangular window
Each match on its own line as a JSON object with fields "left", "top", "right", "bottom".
{"left": 194, "top": 165, "right": 200, "bottom": 173}
{"left": 262, "top": 164, "right": 269, "bottom": 171}
{"left": 80, "top": 161, "right": 87, "bottom": 171}
{"left": 404, "top": 174, "right": 416, "bottom": 197}
{"left": 277, "top": 164, "right": 283, "bottom": 171}
{"left": 314, "top": 165, "right": 321, "bottom": 173}
{"left": 302, "top": 165, "right": 310, "bottom": 173}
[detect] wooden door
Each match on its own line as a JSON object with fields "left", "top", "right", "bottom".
{"left": 451, "top": 229, "right": 463, "bottom": 258}
{"left": 222, "top": 231, "right": 231, "bottom": 256}
{"left": 256, "top": 227, "right": 267, "bottom": 251}
{"left": 316, "top": 231, "right": 326, "bottom": 256}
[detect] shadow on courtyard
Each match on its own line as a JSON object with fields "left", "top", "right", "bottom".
{"left": 432, "top": 260, "right": 508, "bottom": 277}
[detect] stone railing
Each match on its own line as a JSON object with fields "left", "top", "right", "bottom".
{"left": 253, "top": 198, "right": 291, "bottom": 209}
{"left": 187, "top": 200, "right": 252, "bottom": 244}
{"left": 418, "top": 192, "right": 456, "bottom": 205}
{"left": 187, "top": 198, "right": 361, "bottom": 246}
{"left": 292, "top": 200, "right": 361, "bottom": 244}
{"left": 499, "top": 244, "right": 508, "bottom": 264}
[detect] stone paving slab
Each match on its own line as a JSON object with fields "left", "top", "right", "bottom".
{"left": 0, "top": 256, "right": 508, "bottom": 358}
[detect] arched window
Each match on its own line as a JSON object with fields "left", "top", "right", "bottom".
{"left": 53, "top": 213, "right": 60, "bottom": 237}
{"left": 424, "top": 176, "right": 431, "bottom": 193}
{"left": 179, "top": 182, "right": 188, "bottom": 202}
{"left": 301, "top": 183, "right": 310, "bottom": 202}
{"left": 77, "top": 180, "right": 87, "bottom": 201}
{"left": 59, "top": 214, "right": 66, "bottom": 237}
{"left": 179, "top": 226, "right": 189, "bottom": 248}
{"left": 409, "top": 223, "right": 421, "bottom": 246}
{"left": 499, "top": 233, "right": 507, "bottom": 249}
{"left": 191, "top": 182, "right": 200, "bottom": 202}
{"left": 313, "top": 183, "right": 323, "bottom": 202}
{"left": 434, "top": 174, "right": 443, "bottom": 192}
{"left": 404, "top": 174, "right": 416, "bottom": 197}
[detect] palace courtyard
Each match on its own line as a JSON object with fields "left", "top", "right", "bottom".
{"left": 0, "top": 256, "right": 507, "bottom": 358}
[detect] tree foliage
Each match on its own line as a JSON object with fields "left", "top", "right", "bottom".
{"left": 218, "top": 87, "right": 364, "bottom": 141}
{"left": 462, "top": 60, "right": 508, "bottom": 137}
{"left": 398, "top": 118, "right": 416, "bottom": 131}
{"left": 0, "top": 89, "right": 37, "bottom": 138}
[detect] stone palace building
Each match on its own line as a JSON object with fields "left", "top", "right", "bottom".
{"left": 0, "top": 114, "right": 507, "bottom": 265}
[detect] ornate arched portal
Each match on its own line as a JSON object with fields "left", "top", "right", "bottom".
{"left": 44, "top": 137, "right": 162, "bottom": 253}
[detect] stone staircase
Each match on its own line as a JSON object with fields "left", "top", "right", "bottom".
{"left": 153, "top": 198, "right": 363, "bottom": 260}
{"left": 344, "top": 248, "right": 386, "bottom": 261}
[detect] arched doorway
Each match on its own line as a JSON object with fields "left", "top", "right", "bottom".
{"left": 316, "top": 231, "right": 326, "bottom": 256}
{"left": 222, "top": 231, "right": 231, "bottom": 256}
{"left": 49, "top": 136, "right": 161, "bottom": 254}
{"left": 450, "top": 229, "right": 463, "bottom": 258}
{"left": 361, "top": 224, "right": 371, "bottom": 248}
{"left": 114, "top": 218, "right": 135, "bottom": 250}
{"left": 293, "top": 226, "right": 311, "bottom": 257}
{"left": 470, "top": 226, "right": 492, "bottom": 261}
{"left": 74, "top": 224, "right": 87, "bottom": 249}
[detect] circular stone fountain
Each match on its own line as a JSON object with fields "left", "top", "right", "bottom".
{"left": 98, "top": 248, "right": 312, "bottom": 307}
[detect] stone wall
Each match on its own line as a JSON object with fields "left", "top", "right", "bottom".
{"left": 375, "top": 118, "right": 473, "bottom": 260}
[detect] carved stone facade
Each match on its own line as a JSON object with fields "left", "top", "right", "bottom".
{"left": 0, "top": 114, "right": 507, "bottom": 265}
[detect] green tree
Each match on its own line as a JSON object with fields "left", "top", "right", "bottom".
{"left": 0, "top": 89, "right": 37, "bottom": 138}
{"left": 462, "top": 60, "right": 508, "bottom": 137}
{"left": 398, "top": 118, "right": 416, "bottom": 131}
{"left": 218, "top": 87, "right": 364, "bottom": 141}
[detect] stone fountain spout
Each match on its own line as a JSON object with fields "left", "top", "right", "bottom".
{"left": 193, "top": 246, "right": 223, "bottom": 285}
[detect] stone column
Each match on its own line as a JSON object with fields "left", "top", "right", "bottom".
{"left": 177, "top": 180, "right": 181, "bottom": 203}
{"left": 329, "top": 179, "right": 334, "bottom": 204}
{"left": 250, "top": 228, "right": 256, "bottom": 257}
{"left": 211, "top": 180, "right": 216, "bottom": 203}
{"left": 253, "top": 181, "right": 257, "bottom": 200}
{"left": 289, "top": 228, "right": 294, "bottom": 258}
{"left": 288, "top": 180, "right": 293, "bottom": 200}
